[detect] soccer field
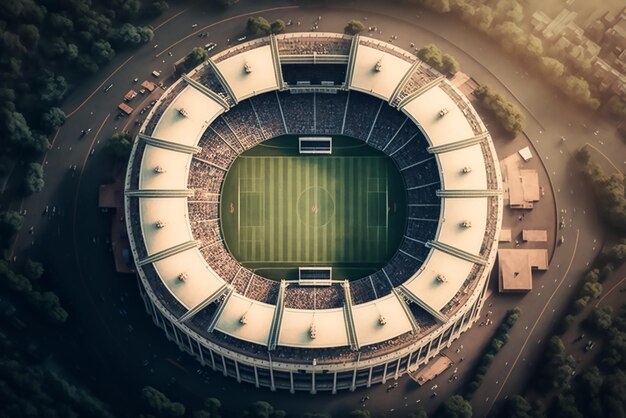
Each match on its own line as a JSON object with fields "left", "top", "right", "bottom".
{"left": 220, "top": 137, "right": 406, "bottom": 280}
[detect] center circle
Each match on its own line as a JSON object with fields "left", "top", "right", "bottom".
{"left": 296, "top": 186, "right": 335, "bottom": 227}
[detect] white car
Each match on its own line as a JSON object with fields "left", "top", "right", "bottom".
{"left": 191, "top": 23, "right": 198, "bottom": 28}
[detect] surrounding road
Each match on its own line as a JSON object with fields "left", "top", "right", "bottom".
{"left": 6, "top": 0, "right": 623, "bottom": 416}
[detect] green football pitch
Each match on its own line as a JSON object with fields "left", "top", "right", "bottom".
{"left": 220, "top": 136, "right": 406, "bottom": 281}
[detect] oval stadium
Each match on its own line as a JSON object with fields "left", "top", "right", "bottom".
{"left": 124, "top": 32, "right": 503, "bottom": 393}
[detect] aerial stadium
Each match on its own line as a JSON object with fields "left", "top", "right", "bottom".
{"left": 125, "top": 32, "right": 503, "bottom": 393}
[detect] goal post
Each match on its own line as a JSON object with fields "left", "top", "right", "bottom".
{"left": 299, "top": 137, "right": 332, "bottom": 154}
{"left": 298, "top": 267, "right": 332, "bottom": 286}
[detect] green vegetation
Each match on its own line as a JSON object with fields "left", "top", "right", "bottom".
{"left": 577, "top": 150, "right": 626, "bottom": 232}
{"left": 438, "top": 395, "right": 472, "bottom": 418}
{"left": 473, "top": 84, "right": 525, "bottom": 136}
{"left": 244, "top": 16, "right": 286, "bottom": 36}
{"left": 344, "top": 20, "right": 365, "bottom": 35}
{"left": 220, "top": 137, "right": 407, "bottom": 280}
{"left": 23, "top": 162, "right": 44, "bottom": 194}
{"left": 243, "top": 401, "right": 286, "bottom": 418}
{"left": 185, "top": 46, "right": 209, "bottom": 70}
{"left": 140, "top": 386, "right": 186, "bottom": 417}
{"left": 0, "top": 260, "right": 68, "bottom": 323}
{"left": 0, "top": 210, "right": 23, "bottom": 249}
{"left": 416, "top": 44, "right": 460, "bottom": 76}
{"left": 0, "top": 330, "right": 115, "bottom": 417}
{"left": 105, "top": 132, "right": 133, "bottom": 161}
{"left": 465, "top": 307, "right": 521, "bottom": 398}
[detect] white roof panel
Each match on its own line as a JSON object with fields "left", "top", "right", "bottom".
{"left": 278, "top": 308, "right": 349, "bottom": 348}
{"left": 403, "top": 86, "right": 474, "bottom": 147}
{"left": 351, "top": 44, "right": 412, "bottom": 100}
{"left": 438, "top": 144, "right": 488, "bottom": 190}
{"left": 152, "top": 85, "right": 223, "bottom": 146}
{"left": 215, "top": 45, "right": 278, "bottom": 101}
{"left": 215, "top": 295, "right": 275, "bottom": 346}
{"left": 404, "top": 250, "right": 475, "bottom": 312}
{"left": 352, "top": 294, "right": 413, "bottom": 346}
{"left": 139, "top": 145, "right": 191, "bottom": 190}
{"left": 153, "top": 248, "right": 224, "bottom": 309}
{"left": 437, "top": 198, "right": 488, "bottom": 257}
{"left": 139, "top": 197, "right": 192, "bottom": 255}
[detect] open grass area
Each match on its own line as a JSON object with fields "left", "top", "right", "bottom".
{"left": 220, "top": 136, "right": 406, "bottom": 281}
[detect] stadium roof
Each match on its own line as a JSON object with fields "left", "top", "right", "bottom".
{"left": 153, "top": 248, "right": 224, "bottom": 309}
{"left": 139, "top": 145, "right": 191, "bottom": 190}
{"left": 402, "top": 85, "right": 476, "bottom": 147}
{"left": 126, "top": 32, "right": 503, "bottom": 351}
{"left": 350, "top": 39, "right": 414, "bottom": 101}
{"left": 213, "top": 44, "right": 279, "bottom": 101}
{"left": 215, "top": 293, "right": 275, "bottom": 345}
{"left": 139, "top": 197, "right": 193, "bottom": 255}
{"left": 152, "top": 84, "right": 224, "bottom": 146}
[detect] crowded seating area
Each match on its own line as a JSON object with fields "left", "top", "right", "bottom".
{"left": 278, "top": 91, "right": 315, "bottom": 134}
{"left": 402, "top": 159, "right": 440, "bottom": 189}
{"left": 188, "top": 202, "right": 219, "bottom": 222}
{"left": 186, "top": 300, "right": 220, "bottom": 335}
{"left": 277, "top": 35, "right": 351, "bottom": 56}
{"left": 189, "top": 63, "right": 236, "bottom": 107}
{"left": 197, "top": 129, "right": 239, "bottom": 169}
{"left": 190, "top": 220, "right": 221, "bottom": 247}
{"left": 201, "top": 244, "right": 240, "bottom": 283}
{"left": 220, "top": 100, "right": 265, "bottom": 150}
{"left": 391, "top": 64, "right": 441, "bottom": 107}
{"left": 359, "top": 38, "right": 415, "bottom": 64}
{"left": 244, "top": 275, "right": 280, "bottom": 304}
{"left": 349, "top": 278, "right": 378, "bottom": 305}
{"left": 249, "top": 92, "right": 287, "bottom": 139}
{"left": 390, "top": 142, "right": 432, "bottom": 170}
{"left": 384, "top": 250, "right": 423, "bottom": 286}
{"left": 128, "top": 141, "right": 146, "bottom": 189}
{"left": 367, "top": 104, "right": 408, "bottom": 151}
{"left": 407, "top": 184, "right": 441, "bottom": 205}
{"left": 231, "top": 269, "right": 252, "bottom": 293}
{"left": 383, "top": 122, "right": 422, "bottom": 155}
{"left": 343, "top": 91, "right": 382, "bottom": 140}
{"left": 314, "top": 91, "right": 347, "bottom": 134}
{"left": 209, "top": 117, "right": 244, "bottom": 153}
{"left": 212, "top": 38, "right": 270, "bottom": 63}
{"left": 188, "top": 160, "right": 225, "bottom": 193}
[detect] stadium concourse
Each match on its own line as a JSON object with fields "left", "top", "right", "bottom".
{"left": 125, "top": 32, "right": 503, "bottom": 393}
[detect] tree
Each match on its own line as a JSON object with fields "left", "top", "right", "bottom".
{"left": 588, "top": 306, "right": 613, "bottom": 331}
{"left": 141, "top": 386, "right": 185, "bottom": 418}
{"left": 438, "top": 395, "right": 472, "bottom": 418}
{"left": 91, "top": 40, "right": 115, "bottom": 65}
{"left": 184, "top": 47, "right": 208, "bottom": 70}
{"left": 0, "top": 260, "right": 32, "bottom": 293}
{"left": 246, "top": 17, "right": 271, "bottom": 36}
{"left": 441, "top": 53, "right": 460, "bottom": 75}
{"left": 42, "top": 107, "right": 66, "bottom": 133}
{"left": 18, "top": 24, "right": 40, "bottom": 49}
{"left": 23, "top": 259, "right": 44, "bottom": 280}
{"left": 271, "top": 19, "right": 286, "bottom": 34}
{"left": 218, "top": 0, "right": 239, "bottom": 6}
{"left": 244, "top": 401, "right": 285, "bottom": 418}
{"left": 559, "top": 75, "right": 600, "bottom": 109}
{"left": 344, "top": 20, "right": 365, "bottom": 35}
{"left": 605, "top": 95, "right": 626, "bottom": 120}
{"left": 39, "top": 71, "right": 68, "bottom": 105}
{"left": 0, "top": 210, "right": 23, "bottom": 247}
{"left": 409, "top": 407, "right": 429, "bottom": 418}
{"left": 146, "top": 0, "right": 169, "bottom": 16}
{"left": 605, "top": 239, "right": 626, "bottom": 262}
{"left": 348, "top": 410, "right": 370, "bottom": 418}
{"left": 105, "top": 132, "right": 133, "bottom": 160}
{"left": 28, "top": 291, "right": 69, "bottom": 323}
{"left": 113, "top": 24, "right": 154, "bottom": 46}
{"left": 503, "top": 395, "right": 533, "bottom": 418}
{"left": 421, "top": 0, "right": 451, "bottom": 13}
{"left": 23, "top": 162, "right": 44, "bottom": 194}
{"left": 417, "top": 44, "right": 443, "bottom": 71}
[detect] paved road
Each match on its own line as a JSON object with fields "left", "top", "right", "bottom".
{"left": 7, "top": 0, "right": 623, "bottom": 416}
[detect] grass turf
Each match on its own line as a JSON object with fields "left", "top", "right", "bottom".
{"left": 220, "top": 136, "right": 406, "bottom": 281}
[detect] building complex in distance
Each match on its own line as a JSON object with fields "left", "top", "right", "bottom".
{"left": 125, "top": 32, "right": 503, "bottom": 393}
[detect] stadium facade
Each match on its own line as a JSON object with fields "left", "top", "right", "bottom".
{"left": 125, "top": 32, "right": 503, "bottom": 393}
